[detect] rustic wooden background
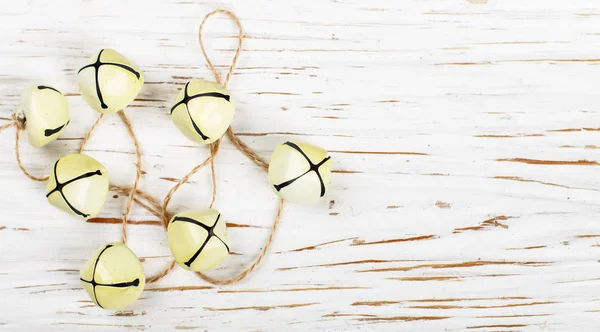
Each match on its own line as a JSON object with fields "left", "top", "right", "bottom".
{"left": 1, "top": 0, "right": 599, "bottom": 331}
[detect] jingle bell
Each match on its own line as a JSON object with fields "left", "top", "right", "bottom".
{"left": 46, "top": 153, "right": 109, "bottom": 219}
{"left": 168, "top": 209, "right": 230, "bottom": 272}
{"left": 77, "top": 48, "right": 144, "bottom": 114}
{"left": 80, "top": 242, "right": 145, "bottom": 310}
{"left": 21, "top": 85, "right": 70, "bottom": 147}
{"left": 170, "top": 79, "right": 235, "bottom": 144}
{"left": 268, "top": 141, "right": 332, "bottom": 204}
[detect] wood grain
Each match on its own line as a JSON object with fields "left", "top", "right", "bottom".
{"left": 1, "top": 0, "right": 600, "bottom": 331}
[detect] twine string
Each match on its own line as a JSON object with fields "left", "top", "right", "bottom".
{"left": 81, "top": 115, "right": 174, "bottom": 283}
{"left": 110, "top": 185, "right": 161, "bottom": 218}
{"left": 160, "top": 139, "right": 220, "bottom": 227}
{"left": 196, "top": 198, "right": 284, "bottom": 285}
{"left": 225, "top": 127, "right": 269, "bottom": 170}
{"left": 116, "top": 111, "right": 143, "bottom": 244}
{"left": 0, "top": 114, "right": 50, "bottom": 182}
{"left": 79, "top": 110, "right": 143, "bottom": 244}
{"left": 109, "top": 184, "right": 176, "bottom": 283}
{"left": 78, "top": 113, "right": 104, "bottom": 153}
{"left": 0, "top": 118, "right": 16, "bottom": 132}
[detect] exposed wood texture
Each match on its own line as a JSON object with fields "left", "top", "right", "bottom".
{"left": 1, "top": 0, "right": 600, "bottom": 331}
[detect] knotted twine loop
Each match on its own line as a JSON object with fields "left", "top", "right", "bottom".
{"left": 79, "top": 110, "right": 143, "bottom": 244}
{"left": 199, "top": 9, "right": 243, "bottom": 87}
{"left": 158, "top": 9, "right": 285, "bottom": 286}
{"left": 0, "top": 114, "right": 49, "bottom": 182}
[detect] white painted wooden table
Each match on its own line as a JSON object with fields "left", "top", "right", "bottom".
{"left": 1, "top": 0, "right": 599, "bottom": 330}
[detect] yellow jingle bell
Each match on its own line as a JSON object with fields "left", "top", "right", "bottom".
{"left": 77, "top": 48, "right": 144, "bottom": 114}
{"left": 21, "top": 85, "right": 70, "bottom": 147}
{"left": 268, "top": 141, "right": 332, "bottom": 204}
{"left": 80, "top": 242, "right": 145, "bottom": 310}
{"left": 46, "top": 153, "right": 109, "bottom": 219}
{"left": 168, "top": 209, "right": 230, "bottom": 272}
{"left": 170, "top": 79, "right": 235, "bottom": 144}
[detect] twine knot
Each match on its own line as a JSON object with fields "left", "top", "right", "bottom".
{"left": 12, "top": 113, "right": 25, "bottom": 131}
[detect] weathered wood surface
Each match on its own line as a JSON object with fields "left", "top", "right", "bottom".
{"left": 1, "top": 0, "right": 599, "bottom": 330}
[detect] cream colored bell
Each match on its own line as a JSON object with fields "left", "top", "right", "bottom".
{"left": 80, "top": 242, "right": 145, "bottom": 310}
{"left": 170, "top": 79, "right": 235, "bottom": 144}
{"left": 46, "top": 153, "right": 109, "bottom": 219}
{"left": 268, "top": 141, "right": 332, "bottom": 204}
{"left": 78, "top": 48, "right": 144, "bottom": 114}
{"left": 168, "top": 209, "right": 229, "bottom": 271}
{"left": 20, "top": 85, "right": 70, "bottom": 147}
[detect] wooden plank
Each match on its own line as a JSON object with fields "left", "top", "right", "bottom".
{"left": 0, "top": 0, "right": 599, "bottom": 330}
